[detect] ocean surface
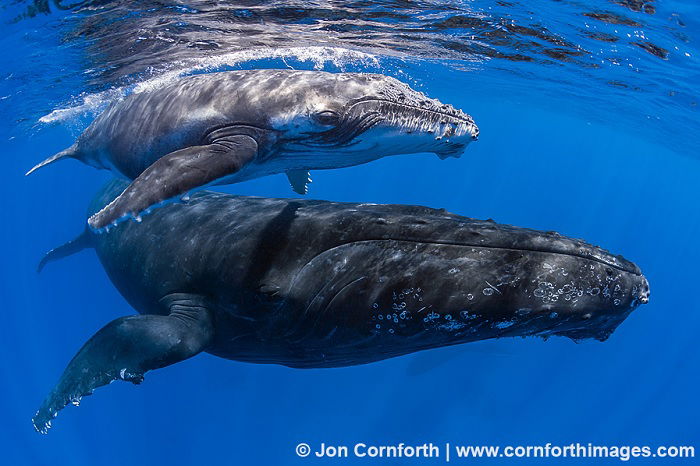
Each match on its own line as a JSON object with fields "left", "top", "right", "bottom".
{"left": 1, "top": 1, "right": 698, "bottom": 464}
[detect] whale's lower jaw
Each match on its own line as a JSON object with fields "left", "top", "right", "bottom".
{"left": 210, "top": 295, "right": 645, "bottom": 369}
{"left": 208, "top": 305, "right": 636, "bottom": 369}
{"left": 271, "top": 123, "right": 474, "bottom": 174}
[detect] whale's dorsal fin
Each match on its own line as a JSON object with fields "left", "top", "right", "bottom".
{"left": 286, "top": 170, "right": 311, "bottom": 195}
{"left": 37, "top": 229, "right": 93, "bottom": 273}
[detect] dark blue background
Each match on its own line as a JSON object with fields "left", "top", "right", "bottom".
{"left": 1, "top": 14, "right": 698, "bottom": 466}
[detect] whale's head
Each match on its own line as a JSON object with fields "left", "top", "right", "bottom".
{"left": 263, "top": 71, "right": 479, "bottom": 162}
{"left": 278, "top": 204, "right": 650, "bottom": 366}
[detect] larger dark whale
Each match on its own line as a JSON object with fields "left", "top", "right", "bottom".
{"left": 33, "top": 180, "right": 649, "bottom": 432}
{"left": 26, "top": 69, "right": 478, "bottom": 229}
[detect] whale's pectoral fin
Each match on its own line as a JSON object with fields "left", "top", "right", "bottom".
{"left": 37, "top": 228, "right": 92, "bottom": 273}
{"left": 32, "top": 294, "right": 214, "bottom": 434}
{"left": 87, "top": 135, "right": 258, "bottom": 230}
{"left": 286, "top": 170, "right": 312, "bottom": 195}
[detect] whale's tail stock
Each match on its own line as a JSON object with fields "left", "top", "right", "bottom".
{"left": 37, "top": 229, "right": 93, "bottom": 273}
{"left": 25, "top": 144, "right": 78, "bottom": 176}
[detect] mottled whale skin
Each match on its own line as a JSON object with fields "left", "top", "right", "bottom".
{"left": 27, "top": 69, "right": 478, "bottom": 229}
{"left": 33, "top": 180, "right": 648, "bottom": 432}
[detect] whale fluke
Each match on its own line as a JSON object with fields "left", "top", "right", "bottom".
{"left": 26, "top": 145, "right": 77, "bottom": 176}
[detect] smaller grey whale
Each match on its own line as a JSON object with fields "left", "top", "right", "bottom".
{"left": 32, "top": 180, "right": 649, "bottom": 433}
{"left": 26, "top": 69, "right": 479, "bottom": 229}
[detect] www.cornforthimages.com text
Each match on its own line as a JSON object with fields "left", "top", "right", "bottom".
{"left": 294, "top": 442, "right": 695, "bottom": 462}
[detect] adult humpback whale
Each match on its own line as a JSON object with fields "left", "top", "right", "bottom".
{"left": 33, "top": 180, "right": 649, "bottom": 433}
{"left": 26, "top": 69, "right": 479, "bottom": 229}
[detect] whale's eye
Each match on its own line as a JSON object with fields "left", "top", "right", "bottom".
{"left": 313, "top": 110, "right": 340, "bottom": 126}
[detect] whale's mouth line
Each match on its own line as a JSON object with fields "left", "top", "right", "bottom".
{"left": 316, "top": 238, "right": 640, "bottom": 276}
{"left": 293, "top": 100, "right": 478, "bottom": 148}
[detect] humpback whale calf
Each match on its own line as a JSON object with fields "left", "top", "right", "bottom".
{"left": 33, "top": 180, "right": 649, "bottom": 433}
{"left": 26, "top": 69, "right": 479, "bottom": 229}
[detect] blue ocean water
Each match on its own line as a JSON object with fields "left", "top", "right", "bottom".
{"left": 0, "top": 1, "right": 698, "bottom": 464}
